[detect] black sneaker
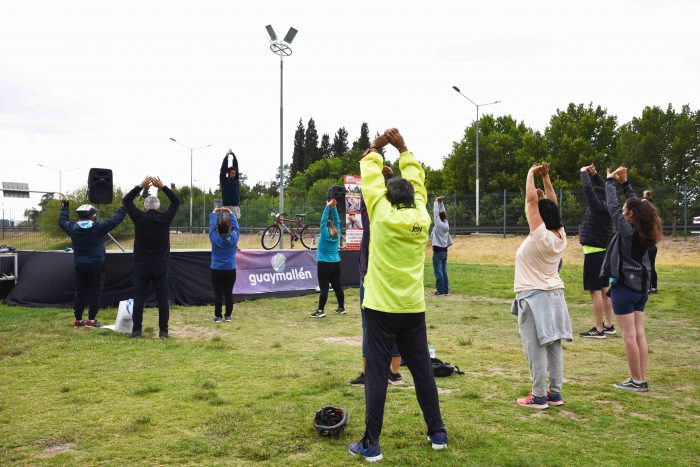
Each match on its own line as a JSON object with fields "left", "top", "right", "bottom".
{"left": 614, "top": 378, "right": 648, "bottom": 392}
{"left": 85, "top": 319, "right": 101, "bottom": 328}
{"left": 130, "top": 330, "right": 142, "bottom": 339}
{"left": 214, "top": 316, "right": 222, "bottom": 324}
{"left": 224, "top": 316, "right": 232, "bottom": 322}
{"left": 159, "top": 331, "right": 169, "bottom": 340}
{"left": 335, "top": 307, "right": 346, "bottom": 315}
{"left": 349, "top": 372, "right": 365, "bottom": 386}
{"left": 310, "top": 310, "right": 326, "bottom": 318}
{"left": 388, "top": 371, "right": 404, "bottom": 385}
{"left": 603, "top": 324, "right": 616, "bottom": 335}
{"left": 580, "top": 327, "right": 606, "bottom": 339}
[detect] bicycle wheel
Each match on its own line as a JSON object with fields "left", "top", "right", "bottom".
{"left": 261, "top": 225, "right": 282, "bottom": 250}
{"left": 300, "top": 224, "right": 321, "bottom": 250}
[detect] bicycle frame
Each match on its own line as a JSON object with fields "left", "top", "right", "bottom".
{"left": 272, "top": 211, "right": 306, "bottom": 241}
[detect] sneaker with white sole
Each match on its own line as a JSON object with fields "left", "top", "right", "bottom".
{"left": 310, "top": 310, "right": 326, "bottom": 318}
{"left": 224, "top": 316, "right": 232, "bottom": 322}
{"left": 579, "top": 327, "right": 606, "bottom": 339}
{"left": 348, "top": 438, "right": 383, "bottom": 462}
{"left": 349, "top": 372, "right": 365, "bottom": 386}
{"left": 335, "top": 307, "right": 346, "bottom": 315}
{"left": 74, "top": 319, "right": 86, "bottom": 328}
{"left": 614, "top": 378, "right": 648, "bottom": 392}
{"left": 427, "top": 431, "right": 448, "bottom": 450}
{"left": 214, "top": 316, "right": 222, "bottom": 324}
{"left": 388, "top": 371, "right": 404, "bottom": 385}
{"left": 85, "top": 319, "right": 101, "bottom": 328}
{"left": 602, "top": 324, "right": 616, "bottom": 335}
{"left": 516, "top": 393, "right": 549, "bottom": 409}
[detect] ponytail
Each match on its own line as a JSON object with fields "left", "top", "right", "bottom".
{"left": 327, "top": 220, "right": 338, "bottom": 239}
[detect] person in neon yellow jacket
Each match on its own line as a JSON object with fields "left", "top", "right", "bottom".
{"left": 348, "top": 128, "right": 447, "bottom": 462}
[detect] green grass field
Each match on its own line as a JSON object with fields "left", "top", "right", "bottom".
{"left": 1, "top": 246, "right": 699, "bottom": 465}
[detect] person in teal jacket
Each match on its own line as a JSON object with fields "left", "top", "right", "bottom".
{"left": 209, "top": 207, "right": 240, "bottom": 323}
{"left": 310, "top": 199, "right": 345, "bottom": 317}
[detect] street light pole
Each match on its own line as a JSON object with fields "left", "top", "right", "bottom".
{"left": 169, "top": 138, "right": 211, "bottom": 229}
{"left": 37, "top": 164, "right": 80, "bottom": 196}
{"left": 452, "top": 86, "right": 501, "bottom": 229}
{"left": 266, "top": 24, "right": 298, "bottom": 249}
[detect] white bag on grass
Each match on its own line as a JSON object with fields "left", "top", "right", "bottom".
{"left": 114, "top": 299, "right": 134, "bottom": 333}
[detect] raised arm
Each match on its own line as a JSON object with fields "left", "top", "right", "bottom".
{"left": 541, "top": 162, "right": 557, "bottom": 205}
{"left": 231, "top": 152, "right": 239, "bottom": 182}
{"left": 58, "top": 199, "right": 72, "bottom": 235}
{"left": 152, "top": 177, "right": 181, "bottom": 220}
{"left": 433, "top": 197, "right": 446, "bottom": 225}
{"left": 220, "top": 154, "right": 229, "bottom": 183}
{"left": 580, "top": 166, "right": 605, "bottom": 212}
{"left": 95, "top": 205, "right": 128, "bottom": 235}
{"left": 331, "top": 205, "right": 341, "bottom": 231}
{"left": 359, "top": 152, "right": 387, "bottom": 218}
{"left": 605, "top": 169, "right": 635, "bottom": 236}
{"left": 525, "top": 165, "right": 544, "bottom": 232}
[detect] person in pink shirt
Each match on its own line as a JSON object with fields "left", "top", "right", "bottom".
{"left": 511, "top": 163, "right": 573, "bottom": 409}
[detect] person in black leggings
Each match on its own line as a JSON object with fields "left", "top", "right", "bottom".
{"left": 209, "top": 207, "right": 240, "bottom": 322}
{"left": 310, "top": 199, "right": 344, "bottom": 317}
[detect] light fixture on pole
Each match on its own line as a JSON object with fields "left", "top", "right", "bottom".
{"left": 266, "top": 24, "right": 298, "bottom": 249}
{"left": 169, "top": 138, "right": 212, "bottom": 229}
{"left": 37, "top": 163, "right": 81, "bottom": 196}
{"left": 452, "top": 86, "right": 501, "bottom": 229}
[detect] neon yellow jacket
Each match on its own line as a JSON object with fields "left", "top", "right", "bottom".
{"left": 360, "top": 151, "right": 431, "bottom": 312}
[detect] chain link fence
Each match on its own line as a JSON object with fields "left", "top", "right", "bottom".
{"left": 1, "top": 185, "right": 698, "bottom": 251}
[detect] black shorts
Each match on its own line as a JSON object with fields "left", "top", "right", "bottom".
{"left": 583, "top": 250, "right": 609, "bottom": 291}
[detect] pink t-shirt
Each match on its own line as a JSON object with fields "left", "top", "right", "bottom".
{"left": 514, "top": 223, "right": 566, "bottom": 292}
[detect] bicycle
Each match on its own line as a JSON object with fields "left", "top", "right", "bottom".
{"left": 261, "top": 210, "right": 320, "bottom": 250}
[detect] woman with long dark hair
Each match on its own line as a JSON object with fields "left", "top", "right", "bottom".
{"left": 209, "top": 207, "right": 240, "bottom": 323}
{"left": 310, "top": 198, "right": 344, "bottom": 317}
{"left": 604, "top": 167, "right": 662, "bottom": 392}
{"left": 512, "top": 162, "right": 573, "bottom": 410}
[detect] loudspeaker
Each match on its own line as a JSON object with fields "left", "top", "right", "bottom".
{"left": 327, "top": 185, "right": 347, "bottom": 217}
{"left": 88, "top": 168, "right": 113, "bottom": 204}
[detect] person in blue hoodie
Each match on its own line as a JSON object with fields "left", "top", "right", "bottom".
{"left": 58, "top": 198, "right": 127, "bottom": 328}
{"left": 209, "top": 207, "right": 240, "bottom": 323}
{"left": 310, "top": 198, "right": 344, "bottom": 318}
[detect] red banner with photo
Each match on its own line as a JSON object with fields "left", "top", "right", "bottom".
{"left": 343, "top": 175, "right": 363, "bottom": 250}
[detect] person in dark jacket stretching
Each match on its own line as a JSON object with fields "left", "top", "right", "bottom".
{"left": 123, "top": 176, "right": 181, "bottom": 339}
{"left": 59, "top": 199, "right": 127, "bottom": 328}
{"left": 604, "top": 166, "right": 661, "bottom": 392}
{"left": 220, "top": 149, "right": 241, "bottom": 219}
{"left": 578, "top": 164, "right": 616, "bottom": 339}
{"left": 209, "top": 207, "right": 240, "bottom": 323}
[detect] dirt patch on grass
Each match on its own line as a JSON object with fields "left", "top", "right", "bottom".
{"left": 558, "top": 409, "right": 578, "bottom": 420}
{"left": 630, "top": 412, "right": 658, "bottom": 421}
{"left": 36, "top": 442, "right": 74, "bottom": 458}
{"left": 322, "top": 336, "right": 362, "bottom": 346}
{"left": 171, "top": 328, "right": 221, "bottom": 339}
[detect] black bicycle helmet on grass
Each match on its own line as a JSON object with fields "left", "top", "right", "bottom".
{"left": 313, "top": 406, "right": 348, "bottom": 436}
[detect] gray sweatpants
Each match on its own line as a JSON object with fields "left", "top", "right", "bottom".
{"left": 518, "top": 301, "right": 564, "bottom": 397}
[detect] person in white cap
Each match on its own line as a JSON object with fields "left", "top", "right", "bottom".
{"left": 58, "top": 198, "right": 128, "bottom": 328}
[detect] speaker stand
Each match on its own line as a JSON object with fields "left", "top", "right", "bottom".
{"left": 105, "top": 233, "right": 125, "bottom": 252}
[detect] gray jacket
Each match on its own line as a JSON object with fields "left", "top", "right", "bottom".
{"left": 430, "top": 201, "right": 453, "bottom": 248}
{"left": 511, "top": 289, "right": 573, "bottom": 346}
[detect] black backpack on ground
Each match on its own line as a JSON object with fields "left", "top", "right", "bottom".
{"left": 431, "top": 358, "right": 464, "bottom": 377}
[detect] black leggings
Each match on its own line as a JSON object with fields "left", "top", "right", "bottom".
{"left": 211, "top": 269, "right": 237, "bottom": 317}
{"left": 317, "top": 261, "right": 344, "bottom": 311}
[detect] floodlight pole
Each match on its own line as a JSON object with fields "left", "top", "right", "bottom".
{"left": 452, "top": 87, "right": 501, "bottom": 229}
{"left": 169, "top": 138, "right": 211, "bottom": 229}
{"left": 267, "top": 25, "right": 297, "bottom": 248}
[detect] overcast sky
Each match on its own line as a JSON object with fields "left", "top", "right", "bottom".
{"left": 2, "top": 0, "right": 699, "bottom": 216}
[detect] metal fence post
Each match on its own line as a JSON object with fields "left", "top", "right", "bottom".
{"left": 684, "top": 184, "right": 688, "bottom": 241}
{"left": 452, "top": 193, "right": 457, "bottom": 236}
{"left": 559, "top": 188, "right": 563, "bottom": 218}
{"left": 503, "top": 189, "right": 506, "bottom": 238}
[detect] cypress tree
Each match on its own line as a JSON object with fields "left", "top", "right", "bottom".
{"left": 303, "top": 117, "right": 320, "bottom": 168}
{"left": 332, "top": 127, "right": 349, "bottom": 157}
{"left": 291, "top": 119, "right": 306, "bottom": 177}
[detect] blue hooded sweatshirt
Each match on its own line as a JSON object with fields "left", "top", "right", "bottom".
{"left": 209, "top": 212, "right": 240, "bottom": 269}
{"left": 58, "top": 204, "right": 128, "bottom": 265}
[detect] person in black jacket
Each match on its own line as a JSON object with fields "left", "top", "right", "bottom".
{"left": 578, "top": 164, "right": 615, "bottom": 339}
{"left": 603, "top": 166, "right": 661, "bottom": 392}
{"left": 123, "top": 176, "right": 181, "bottom": 339}
{"left": 59, "top": 199, "right": 127, "bottom": 328}
{"left": 220, "top": 149, "right": 240, "bottom": 219}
